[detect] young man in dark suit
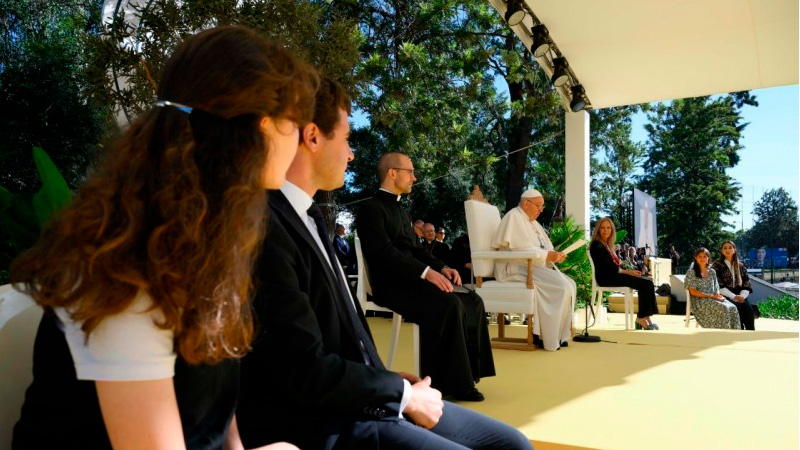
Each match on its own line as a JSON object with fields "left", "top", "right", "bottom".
{"left": 237, "top": 79, "right": 532, "bottom": 450}
{"left": 356, "top": 153, "right": 495, "bottom": 402}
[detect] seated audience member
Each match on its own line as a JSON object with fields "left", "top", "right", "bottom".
{"left": 423, "top": 223, "right": 450, "bottom": 262}
{"left": 10, "top": 25, "right": 311, "bottom": 450}
{"left": 628, "top": 247, "right": 649, "bottom": 276}
{"left": 589, "top": 218, "right": 659, "bottom": 330}
{"left": 636, "top": 247, "right": 651, "bottom": 276}
{"left": 357, "top": 153, "right": 496, "bottom": 402}
{"left": 712, "top": 241, "right": 755, "bottom": 330}
{"left": 333, "top": 223, "right": 355, "bottom": 274}
{"left": 436, "top": 227, "right": 447, "bottom": 243}
{"left": 238, "top": 79, "right": 530, "bottom": 450}
{"left": 617, "top": 243, "right": 628, "bottom": 262}
{"left": 684, "top": 247, "right": 741, "bottom": 329}
{"left": 668, "top": 244, "right": 680, "bottom": 272}
{"left": 491, "top": 188, "right": 575, "bottom": 351}
{"left": 413, "top": 219, "right": 425, "bottom": 244}
{"left": 450, "top": 233, "right": 473, "bottom": 283}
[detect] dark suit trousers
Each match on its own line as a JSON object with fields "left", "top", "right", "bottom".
{"left": 335, "top": 401, "right": 533, "bottom": 450}
{"left": 598, "top": 273, "right": 658, "bottom": 318}
{"left": 375, "top": 279, "right": 495, "bottom": 396}
{"left": 727, "top": 286, "right": 756, "bottom": 330}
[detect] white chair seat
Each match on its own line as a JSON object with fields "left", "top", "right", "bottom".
{"left": 354, "top": 234, "right": 420, "bottom": 374}
{"left": 587, "top": 249, "right": 637, "bottom": 330}
{"left": 684, "top": 289, "right": 699, "bottom": 328}
{"left": 475, "top": 281, "right": 536, "bottom": 315}
{"left": 1, "top": 284, "right": 42, "bottom": 448}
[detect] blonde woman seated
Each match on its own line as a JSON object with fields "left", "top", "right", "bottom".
{"left": 685, "top": 247, "right": 741, "bottom": 329}
{"left": 589, "top": 218, "right": 659, "bottom": 330}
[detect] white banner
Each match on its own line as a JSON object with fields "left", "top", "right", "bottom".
{"left": 633, "top": 188, "right": 657, "bottom": 254}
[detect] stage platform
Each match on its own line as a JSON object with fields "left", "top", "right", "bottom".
{"left": 366, "top": 312, "right": 799, "bottom": 450}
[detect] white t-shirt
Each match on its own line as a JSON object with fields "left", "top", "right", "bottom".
{"left": 54, "top": 290, "right": 176, "bottom": 381}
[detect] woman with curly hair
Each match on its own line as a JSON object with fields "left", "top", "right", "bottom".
{"left": 11, "top": 25, "right": 317, "bottom": 449}
{"left": 712, "top": 240, "right": 755, "bottom": 330}
{"left": 685, "top": 247, "right": 741, "bottom": 329}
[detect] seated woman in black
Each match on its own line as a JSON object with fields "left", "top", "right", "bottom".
{"left": 712, "top": 240, "right": 755, "bottom": 330}
{"left": 10, "top": 25, "right": 316, "bottom": 450}
{"left": 589, "top": 217, "right": 659, "bottom": 330}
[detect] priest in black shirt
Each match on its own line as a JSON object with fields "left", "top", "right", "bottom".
{"left": 356, "top": 152, "right": 495, "bottom": 401}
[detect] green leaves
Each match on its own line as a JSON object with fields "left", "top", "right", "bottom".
{"left": 551, "top": 216, "right": 592, "bottom": 309}
{"left": 757, "top": 295, "right": 799, "bottom": 320}
{"left": 0, "top": 148, "right": 72, "bottom": 258}
{"left": 744, "top": 188, "right": 798, "bottom": 255}
{"left": 31, "top": 147, "right": 72, "bottom": 226}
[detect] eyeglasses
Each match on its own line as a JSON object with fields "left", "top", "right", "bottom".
{"left": 391, "top": 167, "right": 415, "bottom": 176}
{"left": 524, "top": 199, "right": 545, "bottom": 210}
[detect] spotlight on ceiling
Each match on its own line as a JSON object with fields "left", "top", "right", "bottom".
{"left": 505, "top": 0, "right": 526, "bottom": 26}
{"left": 530, "top": 24, "right": 550, "bottom": 57}
{"left": 570, "top": 84, "right": 587, "bottom": 112}
{"left": 550, "top": 57, "right": 569, "bottom": 87}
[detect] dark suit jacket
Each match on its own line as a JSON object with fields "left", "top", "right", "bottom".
{"left": 590, "top": 240, "right": 622, "bottom": 286}
{"left": 333, "top": 234, "right": 350, "bottom": 268}
{"left": 424, "top": 240, "right": 451, "bottom": 264}
{"left": 356, "top": 190, "right": 446, "bottom": 317}
{"left": 237, "top": 190, "right": 404, "bottom": 450}
{"left": 712, "top": 258, "right": 753, "bottom": 294}
{"left": 356, "top": 190, "right": 444, "bottom": 287}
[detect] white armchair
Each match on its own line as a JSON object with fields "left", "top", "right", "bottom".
{"left": 464, "top": 199, "right": 537, "bottom": 351}
{"left": 353, "top": 235, "right": 420, "bottom": 373}
{"left": 0, "top": 285, "right": 42, "bottom": 448}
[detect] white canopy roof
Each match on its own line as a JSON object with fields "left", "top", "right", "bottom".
{"left": 489, "top": 0, "right": 799, "bottom": 109}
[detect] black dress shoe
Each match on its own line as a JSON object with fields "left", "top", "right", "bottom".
{"left": 560, "top": 341, "right": 569, "bottom": 348}
{"left": 451, "top": 387, "right": 485, "bottom": 402}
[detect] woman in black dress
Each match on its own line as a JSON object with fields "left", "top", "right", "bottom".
{"left": 589, "top": 217, "right": 659, "bottom": 330}
{"left": 712, "top": 240, "right": 756, "bottom": 330}
{"left": 11, "top": 25, "right": 317, "bottom": 450}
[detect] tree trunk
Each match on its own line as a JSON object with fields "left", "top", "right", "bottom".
{"left": 504, "top": 81, "right": 533, "bottom": 212}
{"left": 502, "top": 34, "right": 534, "bottom": 213}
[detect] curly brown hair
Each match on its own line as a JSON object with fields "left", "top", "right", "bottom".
{"left": 11, "top": 25, "right": 319, "bottom": 365}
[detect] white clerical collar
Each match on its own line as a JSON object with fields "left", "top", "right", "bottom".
{"left": 281, "top": 181, "right": 313, "bottom": 218}
{"left": 379, "top": 188, "right": 402, "bottom": 201}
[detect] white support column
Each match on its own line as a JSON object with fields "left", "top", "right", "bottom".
{"left": 565, "top": 110, "right": 590, "bottom": 236}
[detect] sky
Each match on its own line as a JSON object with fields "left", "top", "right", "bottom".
{"left": 629, "top": 84, "right": 799, "bottom": 232}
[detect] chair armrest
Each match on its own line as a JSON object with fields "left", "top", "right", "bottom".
{"left": 471, "top": 250, "right": 542, "bottom": 260}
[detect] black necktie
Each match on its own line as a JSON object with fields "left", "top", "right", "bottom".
{"left": 307, "top": 203, "right": 384, "bottom": 369}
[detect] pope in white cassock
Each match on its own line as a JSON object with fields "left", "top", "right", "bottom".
{"left": 491, "top": 189, "right": 576, "bottom": 351}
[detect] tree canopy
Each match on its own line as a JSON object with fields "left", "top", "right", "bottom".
{"left": 0, "top": 0, "right": 107, "bottom": 192}
{"left": 638, "top": 94, "right": 756, "bottom": 257}
{"left": 744, "top": 188, "right": 799, "bottom": 256}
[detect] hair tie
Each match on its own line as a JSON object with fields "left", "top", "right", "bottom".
{"left": 156, "top": 100, "right": 193, "bottom": 114}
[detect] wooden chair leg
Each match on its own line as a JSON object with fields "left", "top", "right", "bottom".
{"left": 497, "top": 313, "right": 505, "bottom": 339}
{"left": 490, "top": 312, "right": 536, "bottom": 351}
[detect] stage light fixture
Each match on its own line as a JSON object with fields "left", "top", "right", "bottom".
{"left": 505, "top": 0, "right": 526, "bottom": 26}
{"left": 530, "top": 24, "right": 551, "bottom": 57}
{"left": 550, "top": 57, "right": 569, "bottom": 87}
{"left": 570, "top": 84, "right": 587, "bottom": 112}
